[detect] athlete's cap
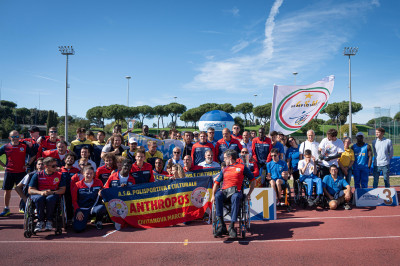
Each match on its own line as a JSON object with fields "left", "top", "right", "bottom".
{"left": 129, "top": 137, "right": 138, "bottom": 144}
{"left": 356, "top": 132, "right": 364, "bottom": 137}
{"left": 277, "top": 131, "right": 284, "bottom": 136}
{"left": 29, "top": 126, "right": 40, "bottom": 133}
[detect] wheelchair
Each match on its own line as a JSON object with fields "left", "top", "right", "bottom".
{"left": 23, "top": 195, "right": 67, "bottom": 238}
{"left": 211, "top": 187, "right": 251, "bottom": 239}
{"left": 294, "top": 179, "right": 329, "bottom": 209}
{"left": 265, "top": 178, "right": 292, "bottom": 212}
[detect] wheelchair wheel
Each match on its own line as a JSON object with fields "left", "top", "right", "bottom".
{"left": 23, "top": 198, "right": 35, "bottom": 238}
{"left": 60, "top": 196, "right": 67, "bottom": 230}
{"left": 54, "top": 196, "right": 67, "bottom": 235}
{"left": 211, "top": 203, "right": 217, "bottom": 237}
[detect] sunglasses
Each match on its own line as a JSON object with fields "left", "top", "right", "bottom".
{"left": 11, "top": 136, "right": 19, "bottom": 139}
{"left": 241, "top": 152, "right": 249, "bottom": 154}
{"left": 173, "top": 151, "right": 180, "bottom": 154}
{"left": 271, "top": 154, "right": 278, "bottom": 157}
{"left": 49, "top": 131, "right": 57, "bottom": 133}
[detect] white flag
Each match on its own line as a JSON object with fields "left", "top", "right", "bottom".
{"left": 270, "top": 75, "right": 335, "bottom": 135}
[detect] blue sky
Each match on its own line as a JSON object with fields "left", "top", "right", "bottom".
{"left": 1, "top": 0, "right": 399, "bottom": 125}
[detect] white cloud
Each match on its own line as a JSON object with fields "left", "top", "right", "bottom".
{"left": 33, "top": 75, "right": 59, "bottom": 82}
{"left": 225, "top": 7, "right": 239, "bottom": 17}
{"left": 184, "top": 0, "right": 380, "bottom": 93}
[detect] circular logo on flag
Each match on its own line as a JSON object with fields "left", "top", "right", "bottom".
{"left": 276, "top": 87, "right": 330, "bottom": 130}
{"left": 107, "top": 199, "right": 128, "bottom": 218}
{"left": 191, "top": 187, "right": 210, "bottom": 208}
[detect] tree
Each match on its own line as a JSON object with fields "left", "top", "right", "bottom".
{"left": 235, "top": 102, "right": 254, "bottom": 126}
{"left": 46, "top": 110, "right": 58, "bottom": 132}
{"left": 198, "top": 103, "right": 220, "bottom": 114}
{"left": 366, "top": 116, "right": 392, "bottom": 127}
{"left": 180, "top": 107, "right": 203, "bottom": 128}
{"left": 339, "top": 124, "right": 358, "bottom": 137}
{"left": 136, "top": 105, "right": 154, "bottom": 126}
{"left": 165, "top": 103, "right": 186, "bottom": 128}
{"left": 393, "top": 112, "right": 400, "bottom": 122}
{"left": 253, "top": 103, "right": 272, "bottom": 125}
{"left": 218, "top": 103, "right": 235, "bottom": 113}
{"left": 299, "top": 118, "right": 324, "bottom": 134}
{"left": 0, "top": 100, "right": 17, "bottom": 109}
{"left": 15, "top": 108, "right": 31, "bottom": 124}
{"left": 0, "top": 106, "right": 14, "bottom": 121}
{"left": 103, "top": 104, "right": 129, "bottom": 124}
{"left": 234, "top": 116, "right": 245, "bottom": 130}
{"left": 86, "top": 106, "right": 106, "bottom": 128}
{"left": 320, "top": 101, "right": 363, "bottom": 130}
{"left": 0, "top": 118, "right": 15, "bottom": 138}
{"left": 154, "top": 105, "right": 169, "bottom": 129}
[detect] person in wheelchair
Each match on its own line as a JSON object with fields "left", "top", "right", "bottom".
{"left": 298, "top": 149, "right": 323, "bottom": 207}
{"left": 16, "top": 158, "right": 45, "bottom": 212}
{"left": 322, "top": 164, "right": 352, "bottom": 210}
{"left": 71, "top": 166, "right": 107, "bottom": 232}
{"left": 266, "top": 148, "right": 289, "bottom": 206}
{"left": 211, "top": 149, "right": 255, "bottom": 238}
{"left": 28, "top": 157, "right": 66, "bottom": 232}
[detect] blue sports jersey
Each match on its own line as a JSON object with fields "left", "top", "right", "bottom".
{"left": 322, "top": 175, "right": 349, "bottom": 196}
{"left": 286, "top": 146, "right": 300, "bottom": 171}
{"left": 273, "top": 142, "right": 285, "bottom": 154}
{"left": 352, "top": 143, "right": 369, "bottom": 169}
{"left": 267, "top": 160, "right": 288, "bottom": 180}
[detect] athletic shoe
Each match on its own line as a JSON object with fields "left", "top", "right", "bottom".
{"left": 343, "top": 203, "right": 352, "bottom": 210}
{"left": 115, "top": 222, "right": 122, "bottom": 231}
{"left": 95, "top": 221, "right": 103, "bottom": 230}
{"left": 215, "top": 217, "right": 227, "bottom": 237}
{"left": 229, "top": 227, "right": 237, "bottom": 238}
{"left": 34, "top": 221, "right": 45, "bottom": 233}
{"left": 19, "top": 208, "right": 25, "bottom": 214}
{"left": 45, "top": 221, "right": 53, "bottom": 231}
{"left": 0, "top": 208, "right": 11, "bottom": 217}
{"left": 307, "top": 198, "right": 314, "bottom": 207}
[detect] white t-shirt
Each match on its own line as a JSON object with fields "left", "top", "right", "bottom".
{"left": 19, "top": 173, "right": 31, "bottom": 186}
{"left": 299, "top": 140, "right": 320, "bottom": 159}
{"left": 73, "top": 159, "right": 97, "bottom": 171}
{"left": 198, "top": 161, "right": 220, "bottom": 168}
{"left": 119, "top": 173, "right": 129, "bottom": 185}
{"left": 318, "top": 138, "right": 344, "bottom": 167}
{"left": 59, "top": 153, "right": 66, "bottom": 161}
{"left": 84, "top": 180, "right": 94, "bottom": 188}
{"left": 298, "top": 159, "right": 315, "bottom": 176}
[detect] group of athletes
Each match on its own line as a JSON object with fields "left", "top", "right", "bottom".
{"left": 0, "top": 123, "right": 393, "bottom": 237}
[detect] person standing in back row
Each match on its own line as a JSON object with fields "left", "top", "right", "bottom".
{"left": 372, "top": 127, "right": 393, "bottom": 188}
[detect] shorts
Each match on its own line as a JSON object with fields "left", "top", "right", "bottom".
{"left": 329, "top": 190, "right": 345, "bottom": 205}
{"left": 3, "top": 172, "right": 26, "bottom": 190}
{"left": 270, "top": 178, "right": 286, "bottom": 185}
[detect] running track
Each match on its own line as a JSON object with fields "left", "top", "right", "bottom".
{"left": 1, "top": 190, "right": 400, "bottom": 265}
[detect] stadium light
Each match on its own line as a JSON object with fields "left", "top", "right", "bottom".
{"left": 343, "top": 47, "right": 358, "bottom": 138}
{"left": 126, "top": 76, "right": 131, "bottom": 107}
{"left": 58, "top": 45, "right": 75, "bottom": 142}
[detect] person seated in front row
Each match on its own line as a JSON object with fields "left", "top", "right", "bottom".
{"left": 28, "top": 157, "right": 66, "bottom": 232}
{"left": 72, "top": 166, "right": 107, "bottom": 232}
{"left": 266, "top": 148, "right": 289, "bottom": 206}
{"left": 71, "top": 158, "right": 89, "bottom": 186}
{"left": 198, "top": 150, "right": 220, "bottom": 168}
{"left": 211, "top": 150, "right": 255, "bottom": 238}
{"left": 170, "top": 164, "right": 185, "bottom": 180}
{"left": 323, "top": 164, "right": 352, "bottom": 210}
{"left": 298, "top": 149, "right": 323, "bottom": 207}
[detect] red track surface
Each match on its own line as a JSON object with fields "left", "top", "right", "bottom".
{"left": 1, "top": 190, "right": 400, "bottom": 265}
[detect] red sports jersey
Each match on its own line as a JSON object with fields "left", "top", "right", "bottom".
{"left": 0, "top": 143, "right": 28, "bottom": 173}
{"left": 36, "top": 171, "right": 63, "bottom": 191}
{"left": 37, "top": 137, "right": 59, "bottom": 158}
{"left": 95, "top": 165, "right": 114, "bottom": 185}
{"left": 215, "top": 138, "right": 243, "bottom": 163}
{"left": 130, "top": 162, "right": 154, "bottom": 184}
{"left": 215, "top": 162, "right": 254, "bottom": 191}
{"left": 71, "top": 178, "right": 104, "bottom": 211}
{"left": 183, "top": 165, "right": 203, "bottom": 172}
{"left": 237, "top": 158, "right": 260, "bottom": 177}
{"left": 191, "top": 142, "right": 215, "bottom": 166}
{"left": 71, "top": 173, "right": 84, "bottom": 187}
{"left": 153, "top": 170, "right": 169, "bottom": 175}
{"left": 104, "top": 171, "right": 136, "bottom": 188}
{"left": 252, "top": 136, "right": 272, "bottom": 163}
{"left": 231, "top": 134, "right": 243, "bottom": 140}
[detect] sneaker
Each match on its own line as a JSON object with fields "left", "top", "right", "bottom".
{"left": 215, "top": 217, "right": 227, "bottom": 237}
{"left": 0, "top": 208, "right": 11, "bottom": 217}
{"left": 34, "top": 221, "right": 45, "bottom": 233}
{"left": 344, "top": 203, "right": 352, "bottom": 210}
{"left": 229, "top": 227, "right": 237, "bottom": 238}
{"left": 45, "top": 221, "right": 53, "bottom": 231}
{"left": 95, "top": 221, "right": 103, "bottom": 230}
{"left": 307, "top": 198, "right": 314, "bottom": 207}
{"left": 114, "top": 222, "right": 122, "bottom": 231}
{"left": 19, "top": 208, "right": 25, "bottom": 214}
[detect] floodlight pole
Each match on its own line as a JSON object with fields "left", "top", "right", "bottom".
{"left": 59, "top": 46, "right": 75, "bottom": 142}
{"left": 344, "top": 47, "right": 358, "bottom": 138}
{"left": 126, "top": 76, "right": 131, "bottom": 107}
